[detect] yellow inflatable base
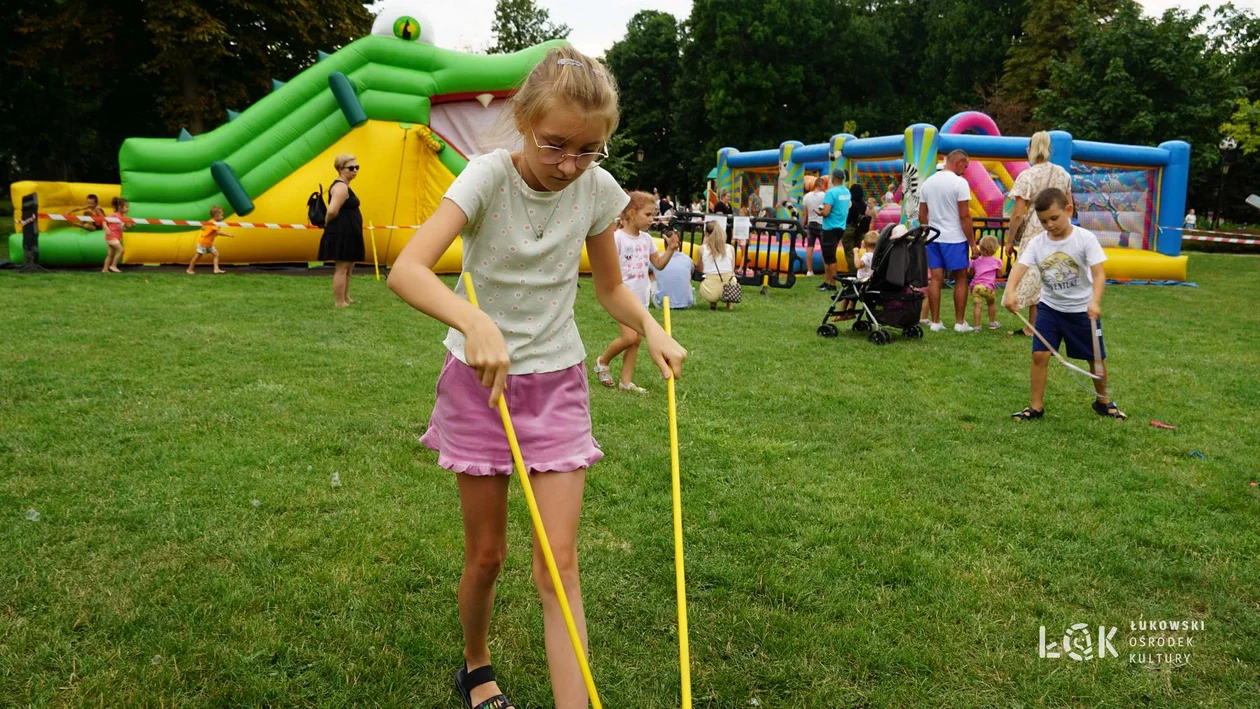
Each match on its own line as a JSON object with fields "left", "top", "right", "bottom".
{"left": 1099, "top": 248, "right": 1187, "bottom": 281}
{"left": 729, "top": 244, "right": 1187, "bottom": 282}
{"left": 10, "top": 181, "right": 122, "bottom": 232}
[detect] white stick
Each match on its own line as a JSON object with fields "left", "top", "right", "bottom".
{"left": 1013, "top": 310, "right": 1101, "bottom": 379}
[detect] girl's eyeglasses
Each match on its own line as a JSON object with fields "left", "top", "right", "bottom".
{"left": 531, "top": 131, "right": 608, "bottom": 169}
{"left": 346, "top": 165, "right": 360, "bottom": 172}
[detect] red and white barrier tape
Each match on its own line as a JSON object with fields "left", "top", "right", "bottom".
{"left": 1182, "top": 234, "right": 1260, "bottom": 245}
{"left": 1159, "top": 226, "right": 1260, "bottom": 245}
{"left": 37, "top": 213, "right": 1259, "bottom": 243}
{"left": 36, "top": 213, "right": 426, "bottom": 231}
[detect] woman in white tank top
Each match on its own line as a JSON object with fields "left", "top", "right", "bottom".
{"left": 693, "top": 219, "right": 740, "bottom": 310}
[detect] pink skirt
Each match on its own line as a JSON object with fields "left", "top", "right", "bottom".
{"left": 419, "top": 353, "right": 603, "bottom": 476}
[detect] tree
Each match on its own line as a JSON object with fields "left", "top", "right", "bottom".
{"left": 2, "top": 0, "right": 156, "bottom": 182}
{"left": 142, "top": 0, "right": 371, "bottom": 134}
{"left": 1034, "top": 2, "right": 1238, "bottom": 209}
{"left": 1, "top": 0, "right": 371, "bottom": 184}
{"left": 599, "top": 131, "right": 639, "bottom": 187}
{"left": 605, "top": 11, "right": 682, "bottom": 195}
{"left": 672, "top": 0, "right": 851, "bottom": 189}
{"left": 1213, "top": 3, "right": 1260, "bottom": 98}
{"left": 996, "top": 0, "right": 1127, "bottom": 131}
{"left": 916, "top": 0, "right": 1029, "bottom": 122}
{"left": 668, "top": 0, "right": 1034, "bottom": 193}
{"left": 487, "top": 0, "right": 570, "bottom": 55}
{"left": 1221, "top": 99, "right": 1260, "bottom": 156}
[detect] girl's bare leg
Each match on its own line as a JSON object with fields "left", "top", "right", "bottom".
{"left": 457, "top": 474, "right": 511, "bottom": 707}
{"left": 530, "top": 470, "right": 590, "bottom": 709}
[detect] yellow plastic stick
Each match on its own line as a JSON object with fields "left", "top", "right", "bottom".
{"left": 461, "top": 273, "right": 602, "bottom": 709}
{"left": 369, "top": 222, "right": 381, "bottom": 281}
{"left": 662, "top": 297, "right": 692, "bottom": 708}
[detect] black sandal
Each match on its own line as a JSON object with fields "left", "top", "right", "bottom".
{"left": 1092, "top": 400, "right": 1127, "bottom": 421}
{"left": 1010, "top": 328, "right": 1028, "bottom": 337}
{"left": 455, "top": 665, "right": 515, "bottom": 709}
{"left": 1012, "top": 407, "right": 1044, "bottom": 421}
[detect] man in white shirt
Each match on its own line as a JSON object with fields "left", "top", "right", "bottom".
{"left": 800, "top": 177, "right": 827, "bottom": 276}
{"left": 918, "top": 150, "right": 977, "bottom": 333}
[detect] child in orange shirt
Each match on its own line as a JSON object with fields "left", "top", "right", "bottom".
{"left": 187, "top": 206, "right": 230, "bottom": 274}
{"left": 102, "top": 197, "right": 132, "bottom": 273}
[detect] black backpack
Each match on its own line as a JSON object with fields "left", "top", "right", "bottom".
{"left": 307, "top": 184, "right": 326, "bottom": 227}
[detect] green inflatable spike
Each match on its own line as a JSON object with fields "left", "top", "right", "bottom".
{"left": 226, "top": 109, "right": 241, "bottom": 121}
{"left": 317, "top": 50, "right": 332, "bottom": 62}
{"left": 115, "top": 36, "right": 563, "bottom": 223}
{"left": 328, "top": 72, "right": 367, "bottom": 127}
{"left": 178, "top": 128, "right": 194, "bottom": 141}
{"left": 210, "top": 161, "right": 254, "bottom": 216}
{"left": 271, "top": 79, "right": 286, "bottom": 91}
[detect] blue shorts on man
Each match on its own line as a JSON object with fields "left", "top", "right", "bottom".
{"left": 927, "top": 241, "right": 969, "bottom": 272}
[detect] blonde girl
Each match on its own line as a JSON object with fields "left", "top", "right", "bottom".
{"left": 595, "top": 191, "right": 677, "bottom": 393}
{"left": 694, "top": 218, "right": 739, "bottom": 310}
{"left": 854, "top": 229, "right": 879, "bottom": 282}
{"left": 387, "top": 47, "right": 687, "bottom": 709}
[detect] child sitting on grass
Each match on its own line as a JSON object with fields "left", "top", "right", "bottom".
{"left": 187, "top": 206, "right": 230, "bottom": 274}
{"left": 968, "top": 235, "right": 1002, "bottom": 330}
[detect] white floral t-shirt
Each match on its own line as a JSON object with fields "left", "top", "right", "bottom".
{"left": 443, "top": 148, "right": 628, "bottom": 374}
{"left": 614, "top": 229, "right": 654, "bottom": 306}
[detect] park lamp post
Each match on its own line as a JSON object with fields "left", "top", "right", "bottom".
{"left": 1214, "top": 136, "right": 1238, "bottom": 230}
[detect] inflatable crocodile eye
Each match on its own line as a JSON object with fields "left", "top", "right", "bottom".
{"left": 393, "top": 16, "right": 421, "bottom": 41}
{"left": 371, "top": 2, "right": 435, "bottom": 45}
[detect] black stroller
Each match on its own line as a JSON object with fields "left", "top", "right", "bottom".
{"left": 816, "top": 224, "right": 939, "bottom": 345}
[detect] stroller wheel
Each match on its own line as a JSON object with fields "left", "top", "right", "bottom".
{"left": 868, "top": 330, "right": 889, "bottom": 346}
{"left": 817, "top": 323, "right": 840, "bottom": 338}
{"left": 906, "top": 325, "right": 924, "bottom": 339}
{"left": 853, "top": 320, "right": 871, "bottom": 333}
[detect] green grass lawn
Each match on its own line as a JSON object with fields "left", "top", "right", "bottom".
{"left": 1, "top": 198, "right": 14, "bottom": 238}
{"left": 2, "top": 256, "right": 1258, "bottom": 707}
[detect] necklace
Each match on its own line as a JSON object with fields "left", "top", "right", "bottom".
{"left": 514, "top": 154, "right": 563, "bottom": 240}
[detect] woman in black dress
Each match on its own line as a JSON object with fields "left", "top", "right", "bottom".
{"left": 319, "top": 154, "right": 365, "bottom": 308}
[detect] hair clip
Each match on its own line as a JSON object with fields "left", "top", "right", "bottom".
{"left": 557, "top": 57, "right": 604, "bottom": 77}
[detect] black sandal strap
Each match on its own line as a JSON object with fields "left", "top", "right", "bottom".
{"left": 1093, "top": 401, "right": 1127, "bottom": 420}
{"left": 456, "top": 665, "right": 516, "bottom": 709}
{"left": 1012, "top": 407, "right": 1044, "bottom": 420}
{"left": 465, "top": 665, "right": 496, "bottom": 690}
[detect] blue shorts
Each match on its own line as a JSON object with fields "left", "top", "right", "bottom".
{"left": 927, "top": 241, "right": 970, "bottom": 272}
{"left": 1032, "top": 304, "right": 1106, "bottom": 361}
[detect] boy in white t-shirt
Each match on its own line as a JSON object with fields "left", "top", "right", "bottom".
{"left": 1004, "top": 188, "right": 1125, "bottom": 421}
